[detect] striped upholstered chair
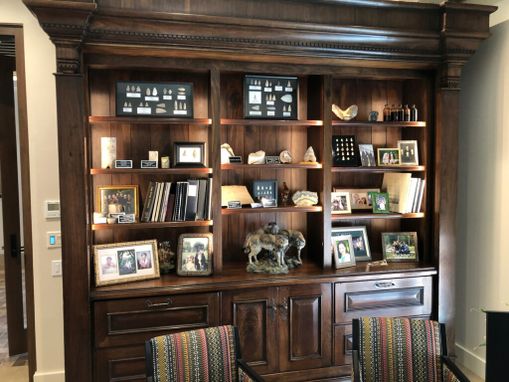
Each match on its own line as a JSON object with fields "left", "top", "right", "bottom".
{"left": 352, "top": 317, "right": 469, "bottom": 382}
{"left": 145, "top": 325, "right": 264, "bottom": 382}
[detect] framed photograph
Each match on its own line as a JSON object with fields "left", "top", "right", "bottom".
{"left": 359, "top": 144, "right": 376, "bottom": 167}
{"left": 331, "top": 226, "right": 371, "bottom": 261}
{"left": 331, "top": 191, "right": 351, "bottom": 214}
{"left": 173, "top": 142, "right": 206, "bottom": 168}
{"left": 331, "top": 235, "right": 357, "bottom": 269}
{"left": 377, "top": 148, "right": 401, "bottom": 166}
{"left": 177, "top": 233, "right": 213, "bottom": 276}
{"left": 398, "top": 140, "right": 419, "bottom": 165}
{"left": 381, "top": 232, "right": 419, "bottom": 262}
{"left": 96, "top": 185, "right": 138, "bottom": 219}
{"left": 94, "top": 240, "right": 159, "bottom": 286}
{"left": 334, "top": 188, "right": 380, "bottom": 210}
{"left": 369, "top": 192, "right": 390, "bottom": 214}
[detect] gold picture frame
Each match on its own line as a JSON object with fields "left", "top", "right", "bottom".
{"left": 96, "top": 185, "right": 139, "bottom": 219}
{"left": 94, "top": 239, "right": 160, "bottom": 286}
{"left": 177, "top": 233, "right": 213, "bottom": 276}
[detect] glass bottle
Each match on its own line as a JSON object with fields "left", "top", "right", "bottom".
{"left": 411, "top": 104, "right": 418, "bottom": 121}
{"left": 383, "top": 104, "right": 390, "bottom": 122}
{"left": 398, "top": 104, "right": 404, "bottom": 121}
{"left": 404, "top": 104, "right": 411, "bottom": 121}
{"left": 391, "top": 104, "right": 398, "bottom": 121}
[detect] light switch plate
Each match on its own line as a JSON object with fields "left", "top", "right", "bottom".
{"left": 47, "top": 231, "right": 62, "bottom": 248}
{"left": 51, "top": 260, "right": 62, "bottom": 277}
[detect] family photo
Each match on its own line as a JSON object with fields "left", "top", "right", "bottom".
{"left": 177, "top": 234, "right": 213, "bottom": 276}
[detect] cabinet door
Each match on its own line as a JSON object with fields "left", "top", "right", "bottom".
{"left": 278, "top": 283, "right": 332, "bottom": 372}
{"left": 222, "top": 288, "right": 278, "bottom": 374}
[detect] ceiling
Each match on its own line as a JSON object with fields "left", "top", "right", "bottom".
{"left": 0, "top": 35, "right": 15, "bottom": 58}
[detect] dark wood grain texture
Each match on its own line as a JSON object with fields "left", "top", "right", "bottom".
{"left": 21, "top": 0, "right": 496, "bottom": 380}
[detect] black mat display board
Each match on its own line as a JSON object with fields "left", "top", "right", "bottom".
{"left": 116, "top": 81, "right": 193, "bottom": 118}
{"left": 244, "top": 75, "right": 298, "bottom": 119}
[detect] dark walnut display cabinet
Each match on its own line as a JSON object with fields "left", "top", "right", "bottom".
{"left": 24, "top": 1, "right": 494, "bottom": 381}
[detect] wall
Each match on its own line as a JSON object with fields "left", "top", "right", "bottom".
{"left": 0, "top": 1, "right": 64, "bottom": 381}
{"left": 456, "top": 0, "right": 509, "bottom": 378}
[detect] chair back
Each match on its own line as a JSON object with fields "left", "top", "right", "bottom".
{"left": 352, "top": 317, "right": 444, "bottom": 382}
{"left": 146, "top": 325, "right": 239, "bottom": 382}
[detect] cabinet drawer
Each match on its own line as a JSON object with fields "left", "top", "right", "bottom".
{"left": 94, "top": 292, "right": 220, "bottom": 348}
{"left": 95, "top": 345, "right": 146, "bottom": 382}
{"left": 333, "top": 325, "right": 353, "bottom": 366}
{"left": 335, "top": 276, "right": 432, "bottom": 323}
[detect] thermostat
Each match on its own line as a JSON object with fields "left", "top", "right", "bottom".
{"left": 45, "top": 200, "right": 61, "bottom": 219}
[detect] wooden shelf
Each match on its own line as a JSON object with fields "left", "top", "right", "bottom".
{"left": 222, "top": 205, "right": 323, "bottom": 215}
{"left": 331, "top": 212, "right": 425, "bottom": 221}
{"left": 331, "top": 165, "right": 425, "bottom": 173}
{"left": 90, "top": 168, "right": 213, "bottom": 175}
{"left": 332, "top": 120, "right": 426, "bottom": 128}
{"left": 91, "top": 220, "right": 213, "bottom": 231}
{"left": 88, "top": 116, "right": 212, "bottom": 126}
{"left": 221, "top": 163, "right": 322, "bottom": 170}
{"left": 221, "top": 119, "right": 323, "bottom": 126}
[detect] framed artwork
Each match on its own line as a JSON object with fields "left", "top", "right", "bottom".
{"left": 177, "top": 233, "right": 213, "bottom": 276}
{"left": 173, "top": 142, "right": 206, "bottom": 167}
{"left": 377, "top": 148, "right": 401, "bottom": 166}
{"left": 358, "top": 144, "right": 376, "bottom": 167}
{"left": 398, "top": 140, "right": 419, "bottom": 165}
{"left": 332, "top": 135, "right": 359, "bottom": 166}
{"left": 96, "top": 185, "right": 138, "bottom": 219}
{"left": 334, "top": 188, "right": 380, "bottom": 210}
{"left": 331, "top": 226, "right": 371, "bottom": 262}
{"left": 94, "top": 240, "right": 159, "bottom": 286}
{"left": 381, "top": 232, "right": 419, "bottom": 262}
{"left": 331, "top": 235, "right": 357, "bottom": 269}
{"left": 331, "top": 191, "right": 351, "bottom": 214}
{"left": 369, "top": 192, "right": 390, "bottom": 214}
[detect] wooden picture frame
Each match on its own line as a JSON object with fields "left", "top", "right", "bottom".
{"left": 398, "top": 140, "right": 419, "bottom": 165}
{"left": 377, "top": 148, "right": 401, "bottom": 166}
{"left": 96, "top": 185, "right": 139, "bottom": 219}
{"left": 331, "top": 235, "right": 357, "bottom": 269}
{"left": 334, "top": 188, "right": 380, "bottom": 210}
{"left": 177, "top": 233, "right": 213, "bottom": 276}
{"left": 94, "top": 239, "right": 160, "bottom": 286}
{"left": 331, "top": 191, "right": 351, "bottom": 214}
{"left": 173, "top": 142, "right": 206, "bottom": 168}
{"left": 381, "top": 232, "right": 419, "bottom": 262}
{"left": 331, "top": 226, "right": 371, "bottom": 262}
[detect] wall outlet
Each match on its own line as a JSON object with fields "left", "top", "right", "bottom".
{"left": 47, "top": 231, "right": 62, "bottom": 248}
{"left": 51, "top": 260, "right": 62, "bottom": 277}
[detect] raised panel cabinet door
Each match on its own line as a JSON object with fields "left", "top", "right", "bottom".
{"left": 278, "top": 283, "right": 332, "bottom": 372}
{"left": 222, "top": 288, "right": 278, "bottom": 374}
{"left": 95, "top": 345, "right": 146, "bottom": 382}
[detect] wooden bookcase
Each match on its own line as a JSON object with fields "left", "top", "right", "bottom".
{"left": 24, "top": 1, "right": 495, "bottom": 381}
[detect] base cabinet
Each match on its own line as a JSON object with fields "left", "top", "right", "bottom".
{"left": 222, "top": 283, "right": 332, "bottom": 376}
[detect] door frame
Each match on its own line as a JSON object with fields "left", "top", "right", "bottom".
{"left": 0, "top": 23, "right": 36, "bottom": 381}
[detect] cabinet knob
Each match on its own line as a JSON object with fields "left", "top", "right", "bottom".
{"left": 145, "top": 298, "right": 172, "bottom": 309}
{"left": 374, "top": 281, "right": 396, "bottom": 289}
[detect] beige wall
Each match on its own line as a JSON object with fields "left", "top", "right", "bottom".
{"left": 0, "top": 1, "right": 64, "bottom": 381}
{"left": 456, "top": 0, "right": 509, "bottom": 378}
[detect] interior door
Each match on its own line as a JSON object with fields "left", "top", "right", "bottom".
{"left": 222, "top": 287, "right": 278, "bottom": 374}
{"left": 0, "top": 55, "right": 27, "bottom": 355}
{"left": 278, "top": 283, "right": 332, "bottom": 372}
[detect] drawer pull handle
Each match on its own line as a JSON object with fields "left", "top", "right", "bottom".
{"left": 145, "top": 299, "right": 172, "bottom": 309}
{"left": 375, "top": 282, "right": 396, "bottom": 289}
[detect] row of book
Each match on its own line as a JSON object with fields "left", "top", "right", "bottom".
{"left": 141, "top": 179, "right": 212, "bottom": 223}
{"left": 382, "top": 173, "right": 426, "bottom": 214}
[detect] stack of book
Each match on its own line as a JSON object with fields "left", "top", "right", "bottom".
{"left": 382, "top": 173, "right": 426, "bottom": 214}
{"left": 140, "top": 179, "right": 212, "bottom": 223}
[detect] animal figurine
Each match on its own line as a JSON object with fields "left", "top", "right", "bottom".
{"left": 280, "top": 229, "right": 306, "bottom": 264}
{"left": 243, "top": 231, "right": 289, "bottom": 267}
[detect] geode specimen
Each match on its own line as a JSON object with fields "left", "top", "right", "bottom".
{"left": 248, "top": 150, "right": 266, "bottom": 164}
{"left": 279, "top": 149, "right": 293, "bottom": 164}
{"left": 332, "top": 104, "right": 358, "bottom": 121}
{"left": 301, "top": 146, "right": 317, "bottom": 163}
